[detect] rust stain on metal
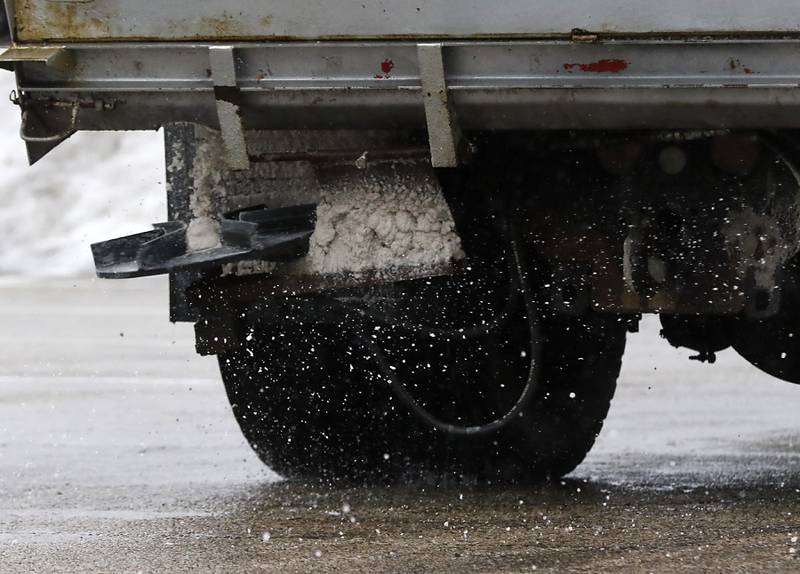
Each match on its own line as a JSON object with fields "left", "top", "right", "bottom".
{"left": 11, "top": 4, "right": 800, "bottom": 46}
{"left": 12, "top": 15, "right": 800, "bottom": 44}
{"left": 195, "top": 14, "right": 239, "bottom": 37}
{"left": 728, "top": 57, "right": 755, "bottom": 74}
{"left": 563, "top": 59, "right": 629, "bottom": 73}
{"left": 16, "top": 0, "right": 111, "bottom": 42}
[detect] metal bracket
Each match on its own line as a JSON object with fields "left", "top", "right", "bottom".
{"left": 417, "top": 43, "right": 464, "bottom": 168}
{"left": 16, "top": 100, "right": 78, "bottom": 164}
{"left": 208, "top": 46, "right": 250, "bottom": 170}
{"left": 20, "top": 104, "right": 78, "bottom": 143}
{"left": 0, "top": 46, "right": 74, "bottom": 73}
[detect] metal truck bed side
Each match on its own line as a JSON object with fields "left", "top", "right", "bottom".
{"left": 12, "top": 0, "right": 800, "bottom": 42}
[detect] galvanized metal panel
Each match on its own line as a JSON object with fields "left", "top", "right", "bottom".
{"left": 14, "top": 40, "right": 800, "bottom": 91}
{"left": 13, "top": 0, "right": 800, "bottom": 43}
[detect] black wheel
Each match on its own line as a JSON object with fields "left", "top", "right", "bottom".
{"left": 218, "top": 274, "right": 627, "bottom": 483}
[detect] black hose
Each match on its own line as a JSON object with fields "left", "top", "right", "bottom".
{"left": 349, "top": 237, "right": 542, "bottom": 436}
{"left": 759, "top": 133, "right": 800, "bottom": 189}
{"left": 344, "top": 254, "right": 519, "bottom": 339}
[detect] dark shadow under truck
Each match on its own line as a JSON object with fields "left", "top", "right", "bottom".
{"left": 2, "top": 1, "right": 800, "bottom": 481}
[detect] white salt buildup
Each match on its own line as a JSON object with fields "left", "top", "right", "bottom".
{"left": 221, "top": 259, "right": 277, "bottom": 277}
{"left": 297, "top": 161, "right": 464, "bottom": 276}
{"left": 188, "top": 128, "right": 464, "bottom": 278}
{"left": 186, "top": 216, "right": 222, "bottom": 251}
{"left": 186, "top": 129, "right": 228, "bottom": 251}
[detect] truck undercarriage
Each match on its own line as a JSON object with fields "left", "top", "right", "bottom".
{"left": 3, "top": 0, "right": 800, "bottom": 481}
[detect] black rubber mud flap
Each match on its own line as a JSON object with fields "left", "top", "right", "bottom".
{"left": 0, "top": 4, "right": 9, "bottom": 45}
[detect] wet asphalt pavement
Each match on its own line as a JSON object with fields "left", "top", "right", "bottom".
{"left": 0, "top": 278, "right": 798, "bottom": 573}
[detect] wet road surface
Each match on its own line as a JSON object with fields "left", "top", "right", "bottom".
{"left": 0, "top": 278, "right": 798, "bottom": 572}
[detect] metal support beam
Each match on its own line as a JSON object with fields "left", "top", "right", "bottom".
{"left": 0, "top": 46, "right": 74, "bottom": 72}
{"left": 208, "top": 46, "right": 249, "bottom": 171}
{"left": 417, "top": 43, "right": 464, "bottom": 168}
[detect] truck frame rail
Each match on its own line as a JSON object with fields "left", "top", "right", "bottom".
{"left": 4, "top": 39, "right": 800, "bottom": 167}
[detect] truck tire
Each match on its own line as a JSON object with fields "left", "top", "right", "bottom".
{"left": 731, "top": 258, "right": 800, "bottom": 385}
{"left": 218, "top": 299, "right": 626, "bottom": 483}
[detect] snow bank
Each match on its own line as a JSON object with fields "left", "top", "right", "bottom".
{"left": 0, "top": 74, "right": 166, "bottom": 277}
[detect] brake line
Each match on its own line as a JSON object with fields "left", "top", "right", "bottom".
{"left": 344, "top": 254, "right": 519, "bottom": 339}
{"left": 348, "top": 237, "right": 542, "bottom": 436}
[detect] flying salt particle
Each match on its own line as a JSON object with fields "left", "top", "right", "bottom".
{"left": 342, "top": 503, "right": 351, "bottom": 514}
{"left": 781, "top": 352, "right": 788, "bottom": 359}
{"left": 314, "top": 549, "right": 322, "bottom": 558}
{"left": 569, "top": 392, "right": 576, "bottom": 399}
{"left": 383, "top": 453, "right": 390, "bottom": 460}
{"left": 261, "top": 531, "right": 271, "bottom": 542}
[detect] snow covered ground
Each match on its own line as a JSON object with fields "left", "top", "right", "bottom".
{"left": 0, "top": 74, "right": 166, "bottom": 277}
